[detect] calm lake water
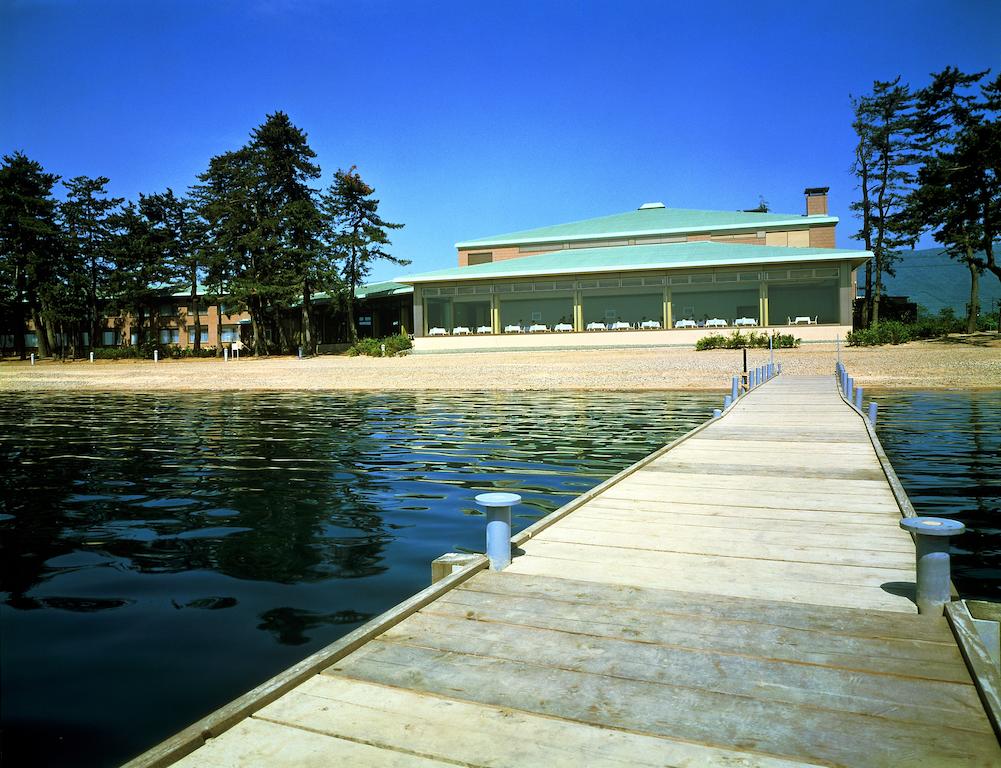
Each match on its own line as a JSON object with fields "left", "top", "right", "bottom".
{"left": 0, "top": 391, "right": 716, "bottom": 767}
{"left": 1, "top": 387, "right": 998, "bottom": 768}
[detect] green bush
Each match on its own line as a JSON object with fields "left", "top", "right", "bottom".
{"left": 847, "top": 321, "right": 912, "bottom": 347}
{"left": 92, "top": 346, "right": 141, "bottom": 360}
{"left": 347, "top": 334, "right": 413, "bottom": 357}
{"left": 695, "top": 331, "right": 800, "bottom": 351}
{"left": 165, "top": 345, "right": 218, "bottom": 359}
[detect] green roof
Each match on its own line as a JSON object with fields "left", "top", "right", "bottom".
{"left": 399, "top": 241, "right": 870, "bottom": 284}
{"left": 354, "top": 281, "right": 413, "bottom": 299}
{"left": 455, "top": 205, "right": 839, "bottom": 249}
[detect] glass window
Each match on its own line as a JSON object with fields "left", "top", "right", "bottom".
{"left": 159, "top": 305, "right": 174, "bottom": 317}
{"left": 25, "top": 333, "right": 38, "bottom": 347}
{"left": 582, "top": 293, "right": 662, "bottom": 327}
{"left": 499, "top": 295, "right": 573, "bottom": 329}
{"left": 160, "top": 329, "right": 180, "bottom": 344}
{"left": 467, "top": 252, "right": 493, "bottom": 265}
{"left": 187, "top": 326, "right": 209, "bottom": 344}
{"left": 220, "top": 326, "right": 239, "bottom": 343}
{"left": 102, "top": 330, "right": 117, "bottom": 346}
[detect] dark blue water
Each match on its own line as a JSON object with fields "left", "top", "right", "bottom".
{"left": 871, "top": 389, "right": 1001, "bottom": 601}
{"left": 0, "top": 391, "right": 716, "bottom": 768}
{"left": 1, "top": 389, "right": 997, "bottom": 768}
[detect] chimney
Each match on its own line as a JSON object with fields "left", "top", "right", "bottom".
{"left": 804, "top": 186, "right": 829, "bottom": 216}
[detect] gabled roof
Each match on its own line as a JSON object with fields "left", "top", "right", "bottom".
{"left": 399, "top": 241, "right": 870, "bottom": 284}
{"left": 455, "top": 206, "right": 839, "bottom": 249}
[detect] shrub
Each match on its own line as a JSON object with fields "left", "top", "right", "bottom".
{"left": 348, "top": 334, "right": 413, "bottom": 357}
{"left": 695, "top": 331, "right": 799, "bottom": 351}
{"left": 847, "top": 321, "right": 912, "bottom": 347}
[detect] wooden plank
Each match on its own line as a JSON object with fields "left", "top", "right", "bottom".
{"left": 597, "top": 486, "right": 903, "bottom": 515}
{"left": 171, "top": 717, "right": 453, "bottom": 767}
{"left": 458, "top": 571, "right": 953, "bottom": 642}
{"left": 428, "top": 588, "right": 970, "bottom": 682}
{"left": 557, "top": 511, "right": 914, "bottom": 551}
{"left": 258, "top": 675, "right": 811, "bottom": 768}
{"left": 536, "top": 524, "right": 916, "bottom": 568}
{"left": 375, "top": 611, "right": 988, "bottom": 731}
{"left": 330, "top": 640, "right": 1000, "bottom": 768}
{"left": 947, "top": 601, "right": 1001, "bottom": 740}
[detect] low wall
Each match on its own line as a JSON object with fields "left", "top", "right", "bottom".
{"left": 412, "top": 325, "right": 853, "bottom": 354}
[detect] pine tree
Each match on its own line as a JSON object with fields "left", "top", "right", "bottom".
{"left": 60, "top": 176, "right": 123, "bottom": 348}
{"left": 0, "top": 152, "right": 64, "bottom": 358}
{"left": 141, "top": 189, "right": 205, "bottom": 349}
{"left": 850, "top": 79, "right": 919, "bottom": 325}
{"left": 321, "top": 167, "right": 407, "bottom": 343}
{"left": 906, "top": 67, "right": 997, "bottom": 332}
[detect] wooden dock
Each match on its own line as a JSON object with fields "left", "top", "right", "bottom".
{"left": 132, "top": 375, "right": 1001, "bottom": 768}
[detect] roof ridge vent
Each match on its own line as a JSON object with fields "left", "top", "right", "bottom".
{"left": 638, "top": 201, "right": 665, "bottom": 210}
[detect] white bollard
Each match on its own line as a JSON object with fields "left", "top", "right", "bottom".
{"left": 224, "top": 348, "right": 229, "bottom": 362}
{"left": 89, "top": 352, "right": 94, "bottom": 363}
{"left": 899, "top": 517, "right": 966, "bottom": 615}
{"left": 30, "top": 353, "right": 35, "bottom": 365}
{"left": 475, "top": 492, "right": 521, "bottom": 571}
{"left": 153, "top": 349, "right": 158, "bottom": 363}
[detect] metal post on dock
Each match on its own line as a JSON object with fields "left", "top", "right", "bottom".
{"left": 836, "top": 334, "right": 840, "bottom": 367}
{"left": 854, "top": 386, "right": 863, "bottom": 411}
{"left": 899, "top": 517, "right": 965, "bottom": 615}
{"left": 846, "top": 376, "right": 853, "bottom": 400}
{"left": 475, "top": 492, "right": 521, "bottom": 571}
{"left": 712, "top": 408, "right": 722, "bottom": 419}
{"left": 868, "top": 401, "right": 878, "bottom": 426}
{"left": 731, "top": 376, "right": 739, "bottom": 402}
{"left": 723, "top": 394, "right": 732, "bottom": 409}
{"left": 769, "top": 334, "right": 773, "bottom": 368}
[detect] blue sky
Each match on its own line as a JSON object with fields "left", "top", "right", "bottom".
{"left": 3, "top": 0, "right": 1000, "bottom": 283}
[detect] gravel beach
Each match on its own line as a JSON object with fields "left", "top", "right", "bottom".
{"left": 3, "top": 338, "right": 999, "bottom": 392}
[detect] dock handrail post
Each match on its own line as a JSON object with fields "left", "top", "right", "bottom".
{"left": 723, "top": 394, "right": 732, "bottom": 409}
{"left": 475, "top": 492, "right": 521, "bottom": 571}
{"left": 712, "top": 408, "right": 722, "bottom": 418}
{"left": 769, "top": 334, "right": 773, "bottom": 368}
{"left": 854, "top": 386, "right": 863, "bottom": 410}
{"left": 900, "top": 518, "right": 966, "bottom": 615}
{"left": 777, "top": 362, "right": 782, "bottom": 374}
{"left": 846, "top": 376, "right": 853, "bottom": 400}
{"left": 868, "top": 401, "right": 878, "bottom": 426}
{"left": 836, "top": 333, "right": 840, "bottom": 366}
{"left": 731, "top": 376, "right": 739, "bottom": 401}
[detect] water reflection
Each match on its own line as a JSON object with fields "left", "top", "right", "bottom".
{"left": 872, "top": 389, "right": 1001, "bottom": 600}
{"left": 0, "top": 390, "right": 714, "bottom": 768}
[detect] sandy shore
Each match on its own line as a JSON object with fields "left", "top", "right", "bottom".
{"left": 3, "top": 337, "right": 999, "bottom": 392}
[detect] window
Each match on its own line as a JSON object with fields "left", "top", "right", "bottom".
{"left": 220, "top": 326, "right": 239, "bottom": 343}
{"left": 187, "top": 326, "right": 209, "bottom": 344}
{"left": 159, "top": 305, "right": 177, "bottom": 317}
{"left": 102, "top": 330, "right": 117, "bottom": 346}
{"left": 467, "top": 252, "right": 493, "bottom": 266}
{"left": 160, "top": 329, "right": 180, "bottom": 344}
{"left": 25, "top": 333, "right": 38, "bottom": 347}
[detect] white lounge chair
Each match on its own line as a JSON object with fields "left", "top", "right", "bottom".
{"left": 429, "top": 327, "right": 448, "bottom": 336}
{"left": 504, "top": 324, "right": 522, "bottom": 333}
{"left": 476, "top": 325, "right": 492, "bottom": 334}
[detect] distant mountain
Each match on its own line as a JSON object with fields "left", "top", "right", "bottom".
{"left": 882, "top": 247, "right": 1001, "bottom": 316}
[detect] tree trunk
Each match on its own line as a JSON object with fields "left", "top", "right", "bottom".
{"left": 32, "top": 309, "right": 51, "bottom": 357}
{"left": 301, "top": 281, "right": 313, "bottom": 355}
{"left": 215, "top": 297, "right": 223, "bottom": 357}
{"left": 90, "top": 256, "right": 100, "bottom": 357}
{"left": 863, "top": 262, "right": 873, "bottom": 326}
{"left": 250, "top": 297, "right": 264, "bottom": 356}
{"left": 872, "top": 278, "right": 881, "bottom": 325}
{"left": 966, "top": 252, "right": 980, "bottom": 334}
{"left": 15, "top": 265, "right": 27, "bottom": 360}
{"left": 189, "top": 264, "right": 200, "bottom": 352}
